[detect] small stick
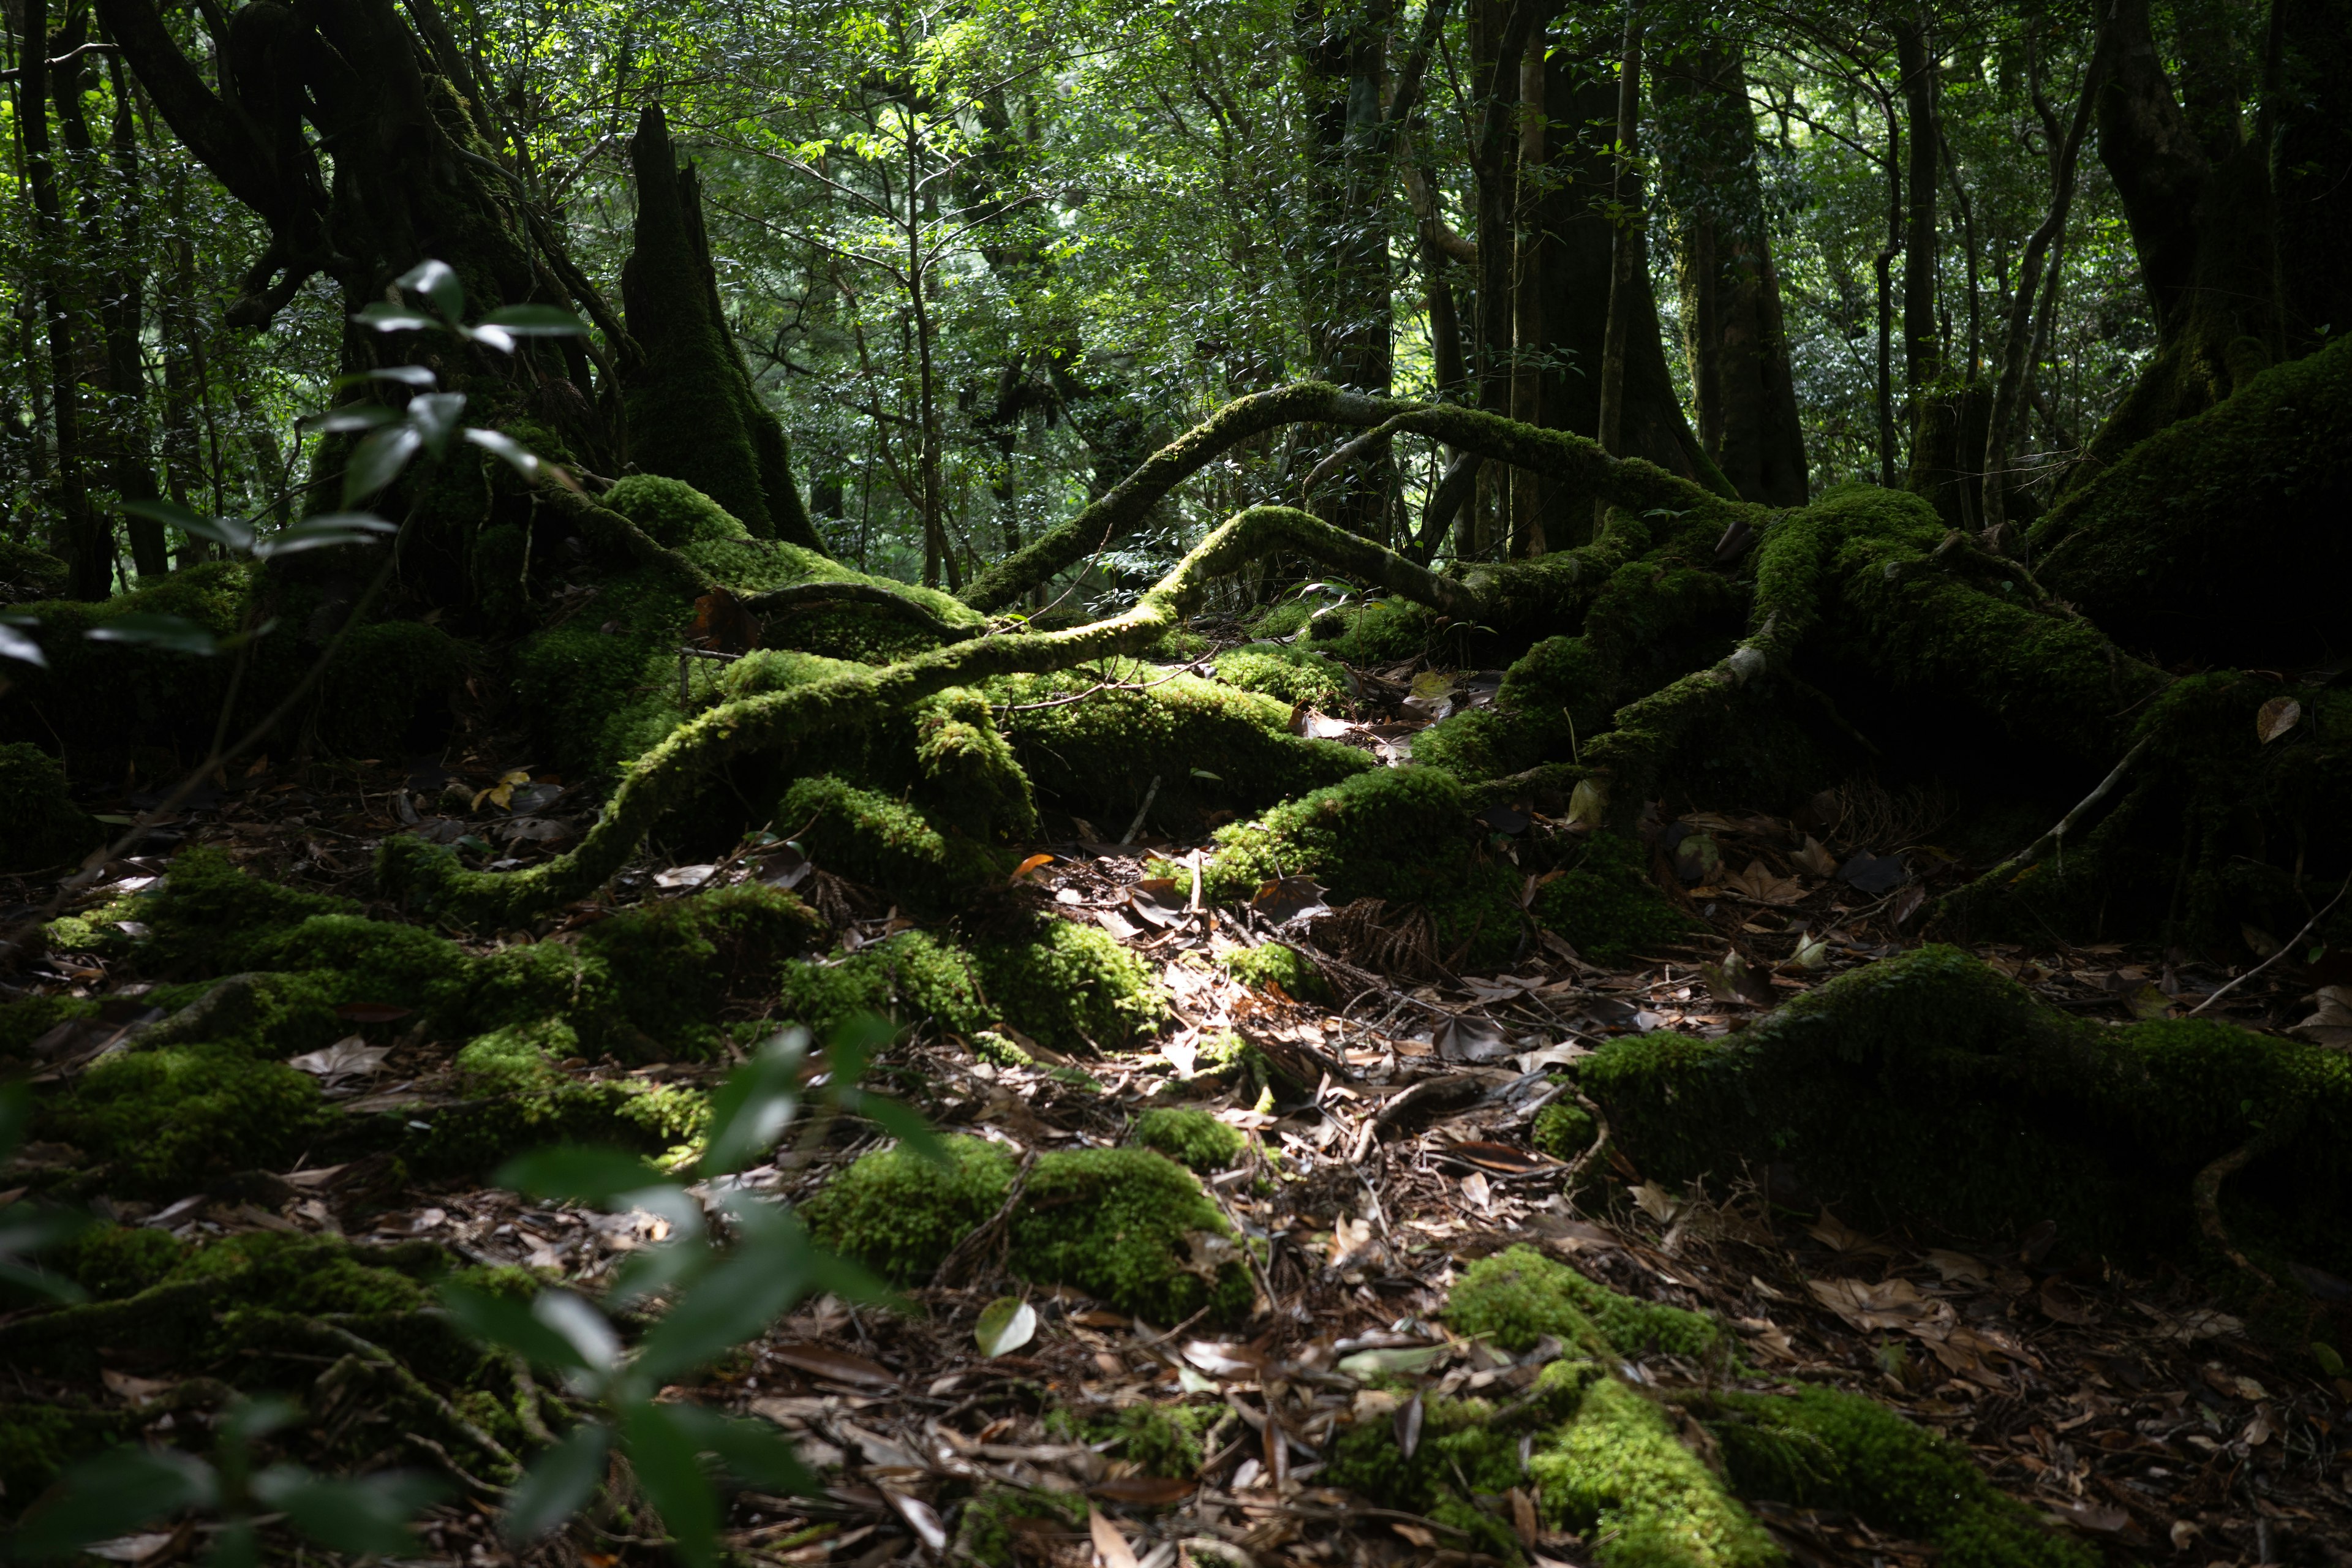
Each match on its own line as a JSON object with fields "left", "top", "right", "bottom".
{"left": 1120, "top": 774, "right": 1162, "bottom": 845}
{"left": 2188, "top": 865, "right": 2352, "bottom": 1017}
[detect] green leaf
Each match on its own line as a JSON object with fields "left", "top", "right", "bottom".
{"left": 352, "top": 303, "right": 442, "bottom": 333}
{"left": 619, "top": 1401, "right": 722, "bottom": 1568}
{"left": 836, "top": 1090, "right": 947, "bottom": 1168}
{"left": 976, "top": 1296, "right": 1037, "bottom": 1357}
{"left": 478, "top": 303, "right": 590, "bottom": 336}
{"left": 440, "top": 1281, "right": 595, "bottom": 1372}
{"left": 10, "top": 1446, "right": 216, "bottom": 1559}
{"left": 463, "top": 426, "right": 540, "bottom": 478}
{"left": 0, "top": 620, "right": 44, "bottom": 667}
{"left": 344, "top": 424, "right": 424, "bottom": 505}
{"left": 395, "top": 259, "right": 466, "bottom": 322}
{"left": 334, "top": 364, "right": 438, "bottom": 391}
{"left": 84, "top": 614, "right": 219, "bottom": 655}
{"left": 301, "top": 403, "right": 401, "bottom": 435}
{"left": 254, "top": 1466, "right": 446, "bottom": 1556}
{"left": 252, "top": 513, "right": 399, "bottom": 560}
{"left": 121, "top": 497, "right": 255, "bottom": 554}
{"left": 497, "top": 1145, "right": 668, "bottom": 1204}
{"left": 632, "top": 1231, "right": 823, "bottom": 1384}
{"left": 701, "top": 1027, "right": 807, "bottom": 1177}
{"left": 662, "top": 1404, "right": 819, "bottom": 1494}
{"left": 407, "top": 391, "right": 469, "bottom": 458}
{"left": 504, "top": 1423, "right": 611, "bottom": 1542}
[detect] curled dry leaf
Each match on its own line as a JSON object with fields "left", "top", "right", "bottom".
{"left": 768, "top": 1343, "right": 899, "bottom": 1389}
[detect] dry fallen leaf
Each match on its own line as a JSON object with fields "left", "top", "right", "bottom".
{"left": 1792, "top": 835, "right": 1838, "bottom": 876}
{"left": 2256, "top": 695, "right": 2302, "bottom": 744}
{"left": 1087, "top": 1507, "right": 1139, "bottom": 1568}
{"left": 1724, "top": 859, "right": 1806, "bottom": 905}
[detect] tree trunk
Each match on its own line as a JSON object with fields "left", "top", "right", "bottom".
{"left": 1655, "top": 43, "right": 1807, "bottom": 507}
{"left": 1507, "top": 23, "right": 1547, "bottom": 557}
{"left": 18, "top": 0, "right": 104, "bottom": 600}
{"left": 1295, "top": 0, "right": 1397, "bottom": 541}
{"left": 2075, "top": 0, "right": 2352, "bottom": 471}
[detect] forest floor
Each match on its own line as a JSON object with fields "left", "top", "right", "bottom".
{"left": 9, "top": 635, "right": 2352, "bottom": 1568}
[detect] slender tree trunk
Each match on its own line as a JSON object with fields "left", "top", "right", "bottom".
{"left": 18, "top": 0, "right": 104, "bottom": 599}
{"left": 1982, "top": 28, "right": 2106, "bottom": 538}
{"left": 1595, "top": 13, "right": 1644, "bottom": 458}
{"left": 1874, "top": 104, "right": 1902, "bottom": 489}
{"left": 1657, "top": 43, "right": 1807, "bottom": 506}
{"left": 1466, "top": 0, "right": 1537, "bottom": 555}
{"left": 1508, "top": 23, "right": 1547, "bottom": 556}
{"left": 1895, "top": 13, "right": 1940, "bottom": 396}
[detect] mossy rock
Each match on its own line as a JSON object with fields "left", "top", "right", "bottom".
{"left": 1129, "top": 1106, "right": 1245, "bottom": 1172}
{"left": 1705, "top": 1386, "right": 2094, "bottom": 1568}
{"left": 2033, "top": 333, "right": 2352, "bottom": 669}
{"left": 1216, "top": 941, "right": 1330, "bottom": 1003}
{"left": 1213, "top": 644, "right": 1354, "bottom": 710}
{"left": 1581, "top": 943, "right": 2352, "bottom": 1272}
{"left": 0, "top": 742, "right": 102, "bottom": 874}
{"left": 973, "top": 916, "right": 1169, "bottom": 1052}
{"left": 1532, "top": 832, "right": 1697, "bottom": 965}
{"left": 135, "top": 846, "right": 355, "bottom": 977}
{"left": 0, "top": 540, "right": 69, "bottom": 601}
{"left": 804, "top": 1134, "right": 1017, "bottom": 1284}
{"left": 1188, "top": 766, "right": 1524, "bottom": 970}
{"left": 1245, "top": 595, "right": 1442, "bottom": 663}
{"left": 1447, "top": 1245, "right": 1724, "bottom": 1362}
{"left": 778, "top": 930, "right": 991, "bottom": 1039}
{"left": 785, "top": 774, "right": 1006, "bottom": 911}
{"left": 990, "top": 658, "right": 1373, "bottom": 827}
{"left": 41, "top": 1045, "right": 331, "bottom": 1197}
{"left": 576, "top": 881, "right": 826, "bottom": 1056}
{"left": 809, "top": 1140, "right": 1252, "bottom": 1322}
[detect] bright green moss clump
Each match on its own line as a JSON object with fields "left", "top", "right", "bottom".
{"left": 777, "top": 930, "right": 990, "bottom": 1038}
{"left": 1047, "top": 1400, "right": 1220, "bottom": 1478}
{"left": 973, "top": 916, "right": 1169, "bottom": 1052}
{"left": 1213, "top": 644, "right": 1354, "bottom": 709}
{"left": 1532, "top": 1098, "right": 1597, "bottom": 1161}
{"left": 1006, "top": 1148, "right": 1253, "bottom": 1323}
{"left": 1706, "top": 1387, "right": 2094, "bottom": 1568}
{"left": 1532, "top": 832, "right": 1697, "bottom": 964}
{"left": 0, "top": 742, "right": 102, "bottom": 873}
{"left": 43, "top": 1046, "right": 330, "bottom": 1197}
{"left": 1188, "top": 766, "right": 1523, "bottom": 970}
{"left": 808, "top": 1141, "right": 1251, "bottom": 1321}
{"left": 137, "top": 846, "right": 353, "bottom": 976}
{"left": 1537, "top": 1370, "right": 1780, "bottom": 1568}
{"left": 804, "top": 1134, "right": 1016, "bottom": 1284}
{"left": 1216, "top": 941, "right": 1330, "bottom": 1003}
{"left": 957, "top": 1487, "right": 1090, "bottom": 1568}
{"left": 576, "top": 882, "right": 825, "bottom": 1055}
{"left": 991, "top": 659, "right": 1372, "bottom": 826}
{"left": 1129, "top": 1106, "right": 1245, "bottom": 1171}
{"left": 784, "top": 774, "right": 1005, "bottom": 911}
{"left": 1448, "top": 1245, "right": 1724, "bottom": 1361}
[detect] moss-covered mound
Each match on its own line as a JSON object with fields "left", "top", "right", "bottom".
{"left": 990, "top": 658, "right": 1373, "bottom": 827}
{"left": 972, "top": 916, "right": 1169, "bottom": 1052}
{"left": 1128, "top": 1106, "right": 1245, "bottom": 1171}
{"left": 1212, "top": 643, "right": 1354, "bottom": 710}
{"left": 1532, "top": 832, "right": 1696, "bottom": 964}
{"left": 784, "top": 774, "right": 1007, "bottom": 911}
{"left": 2033, "top": 333, "right": 2352, "bottom": 669}
{"left": 1580, "top": 944, "right": 2352, "bottom": 1272}
{"left": 807, "top": 1139, "right": 1252, "bottom": 1322}
{"left": 1332, "top": 1243, "right": 2086, "bottom": 1568}
{"left": 0, "top": 741, "right": 103, "bottom": 873}
{"left": 1181, "top": 766, "right": 1524, "bottom": 969}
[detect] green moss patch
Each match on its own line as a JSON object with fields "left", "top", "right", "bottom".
{"left": 785, "top": 774, "right": 1006, "bottom": 911}
{"left": 1581, "top": 943, "right": 2352, "bottom": 1272}
{"left": 808, "top": 1140, "right": 1251, "bottom": 1322}
{"left": 991, "top": 658, "right": 1372, "bottom": 826}
{"left": 1448, "top": 1244, "right": 1723, "bottom": 1361}
{"left": 1213, "top": 644, "right": 1354, "bottom": 710}
{"left": 43, "top": 1046, "right": 330, "bottom": 1197}
{"left": 778, "top": 930, "right": 991, "bottom": 1039}
{"left": 1706, "top": 1387, "right": 2094, "bottom": 1568}
{"left": 973, "top": 916, "right": 1169, "bottom": 1052}
{"left": 804, "top": 1134, "right": 1017, "bottom": 1284}
{"left": 1129, "top": 1106, "right": 1245, "bottom": 1171}
{"left": 1216, "top": 941, "right": 1330, "bottom": 1003}
{"left": 1186, "top": 766, "right": 1524, "bottom": 970}
{"left": 1532, "top": 833, "right": 1697, "bottom": 965}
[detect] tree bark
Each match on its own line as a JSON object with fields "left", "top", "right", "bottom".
{"left": 1656, "top": 43, "right": 1807, "bottom": 507}
{"left": 1508, "top": 23, "right": 1547, "bottom": 556}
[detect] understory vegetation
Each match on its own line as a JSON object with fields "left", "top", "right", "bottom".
{"left": 3, "top": 0, "right": 2350, "bottom": 1562}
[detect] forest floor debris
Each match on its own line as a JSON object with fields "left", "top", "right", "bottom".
{"left": 4, "top": 643, "right": 2349, "bottom": 1568}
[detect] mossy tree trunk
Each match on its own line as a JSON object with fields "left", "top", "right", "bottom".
{"left": 2081, "top": 0, "right": 2352, "bottom": 473}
